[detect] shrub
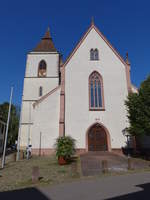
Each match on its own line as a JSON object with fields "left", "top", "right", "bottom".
{"left": 55, "top": 136, "right": 76, "bottom": 160}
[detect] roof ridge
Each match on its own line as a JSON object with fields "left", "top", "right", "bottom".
{"left": 33, "top": 86, "right": 60, "bottom": 108}
{"left": 42, "top": 27, "right": 51, "bottom": 39}
{"left": 93, "top": 25, "right": 127, "bottom": 66}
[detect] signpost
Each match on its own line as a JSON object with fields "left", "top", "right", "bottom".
{"left": 1, "top": 87, "right": 13, "bottom": 169}
{"left": 16, "top": 95, "right": 23, "bottom": 161}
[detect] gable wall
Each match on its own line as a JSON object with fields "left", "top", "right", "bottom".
{"left": 65, "top": 28, "right": 128, "bottom": 149}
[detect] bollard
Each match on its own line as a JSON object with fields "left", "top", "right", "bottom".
{"left": 32, "top": 166, "right": 39, "bottom": 183}
{"left": 13, "top": 153, "right": 16, "bottom": 162}
{"left": 128, "top": 157, "right": 132, "bottom": 170}
{"left": 102, "top": 160, "right": 108, "bottom": 173}
{"left": 20, "top": 150, "right": 24, "bottom": 160}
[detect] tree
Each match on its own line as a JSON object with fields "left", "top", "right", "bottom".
{"left": 0, "top": 102, "right": 20, "bottom": 146}
{"left": 125, "top": 75, "right": 150, "bottom": 136}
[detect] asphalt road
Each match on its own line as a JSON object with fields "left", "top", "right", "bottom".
{"left": 1, "top": 172, "right": 150, "bottom": 200}
{"left": 40, "top": 172, "right": 150, "bottom": 200}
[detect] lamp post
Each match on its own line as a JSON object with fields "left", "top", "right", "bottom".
{"left": 122, "top": 128, "right": 130, "bottom": 158}
{"left": 123, "top": 128, "right": 132, "bottom": 170}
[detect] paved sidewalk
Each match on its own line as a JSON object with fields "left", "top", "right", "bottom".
{"left": 1, "top": 171, "right": 150, "bottom": 199}
{"left": 39, "top": 172, "right": 150, "bottom": 200}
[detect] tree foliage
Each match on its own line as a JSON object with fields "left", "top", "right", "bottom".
{"left": 125, "top": 75, "right": 150, "bottom": 136}
{"left": 0, "top": 102, "right": 20, "bottom": 146}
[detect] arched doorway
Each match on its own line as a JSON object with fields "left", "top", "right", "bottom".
{"left": 87, "top": 123, "right": 110, "bottom": 151}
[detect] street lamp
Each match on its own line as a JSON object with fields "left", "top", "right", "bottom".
{"left": 122, "top": 128, "right": 130, "bottom": 158}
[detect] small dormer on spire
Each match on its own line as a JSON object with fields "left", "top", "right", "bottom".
{"left": 125, "top": 52, "right": 130, "bottom": 65}
{"left": 32, "top": 26, "right": 57, "bottom": 52}
{"left": 43, "top": 26, "right": 51, "bottom": 39}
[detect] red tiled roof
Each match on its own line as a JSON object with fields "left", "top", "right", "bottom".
{"left": 32, "top": 28, "right": 57, "bottom": 52}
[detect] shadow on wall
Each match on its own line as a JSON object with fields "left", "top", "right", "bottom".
{"left": 107, "top": 182, "right": 150, "bottom": 200}
{"left": 0, "top": 187, "right": 51, "bottom": 200}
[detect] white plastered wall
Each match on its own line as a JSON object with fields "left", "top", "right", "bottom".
{"left": 23, "top": 78, "right": 58, "bottom": 100}
{"left": 31, "top": 88, "right": 60, "bottom": 149}
{"left": 65, "top": 28, "right": 128, "bottom": 149}
{"left": 19, "top": 52, "right": 60, "bottom": 149}
{"left": 26, "top": 53, "right": 59, "bottom": 77}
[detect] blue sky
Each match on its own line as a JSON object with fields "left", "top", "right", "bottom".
{"left": 0, "top": 0, "right": 149, "bottom": 106}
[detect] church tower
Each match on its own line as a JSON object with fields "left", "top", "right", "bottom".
{"left": 18, "top": 28, "right": 61, "bottom": 151}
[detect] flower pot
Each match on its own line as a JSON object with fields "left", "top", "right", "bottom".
{"left": 58, "top": 156, "right": 67, "bottom": 165}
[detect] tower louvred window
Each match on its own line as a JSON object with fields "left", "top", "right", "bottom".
{"left": 38, "top": 60, "right": 47, "bottom": 77}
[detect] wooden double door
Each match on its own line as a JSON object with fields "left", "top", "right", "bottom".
{"left": 88, "top": 124, "right": 108, "bottom": 151}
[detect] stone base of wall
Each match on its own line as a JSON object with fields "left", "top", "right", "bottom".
{"left": 30, "top": 148, "right": 123, "bottom": 156}
{"left": 31, "top": 148, "right": 86, "bottom": 156}
{"left": 112, "top": 148, "right": 123, "bottom": 155}
{"left": 31, "top": 148, "right": 55, "bottom": 156}
{"left": 76, "top": 148, "right": 86, "bottom": 155}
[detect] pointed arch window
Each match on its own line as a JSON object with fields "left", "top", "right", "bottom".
{"left": 90, "top": 49, "right": 94, "bottom": 60}
{"left": 94, "top": 49, "right": 99, "bottom": 60}
{"left": 90, "top": 48, "right": 99, "bottom": 60}
{"left": 39, "top": 86, "right": 43, "bottom": 97}
{"left": 38, "top": 60, "right": 47, "bottom": 77}
{"left": 89, "top": 71, "right": 104, "bottom": 110}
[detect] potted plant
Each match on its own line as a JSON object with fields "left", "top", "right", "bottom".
{"left": 55, "top": 136, "right": 76, "bottom": 165}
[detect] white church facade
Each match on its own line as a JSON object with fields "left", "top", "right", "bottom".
{"left": 18, "top": 21, "right": 137, "bottom": 155}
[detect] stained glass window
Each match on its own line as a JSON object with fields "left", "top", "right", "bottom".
{"left": 89, "top": 71, "right": 103, "bottom": 109}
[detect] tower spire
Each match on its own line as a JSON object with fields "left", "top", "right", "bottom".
{"left": 32, "top": 26, "right": 57, "bottom": 52}
{"left": 43, "top": 26, "right": 51, "bottom": 39}
{"left": 91, "top": 16, "right": 94, "bottom": 25}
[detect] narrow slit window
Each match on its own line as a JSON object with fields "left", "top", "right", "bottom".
{"left": 94, "top": 49, "right": 99, "bottom": 60}
{"left": 90, "top": 49, "right": 94, "bottom": 60}
{"left": 39, "top": 86, "right": 43, "bottom": 97}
